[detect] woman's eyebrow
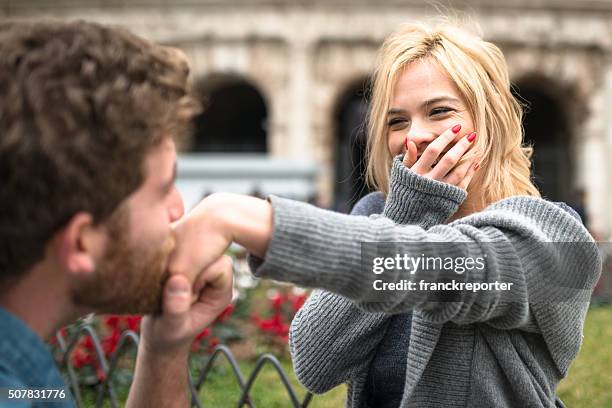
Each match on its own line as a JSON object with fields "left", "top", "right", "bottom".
{"left": 387, "top": 96, "right": 461, "bottom": 115}
{"left": 421, "top": 96, "right": 461, "bottom": 109}
{"left": 387, "top": 108, "right": 407, "bottom": 115}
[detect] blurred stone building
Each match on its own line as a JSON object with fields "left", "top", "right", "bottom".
{"left": 3, "top": 0, "right": 612, "bottom": 238}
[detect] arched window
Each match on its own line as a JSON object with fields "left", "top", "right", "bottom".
{"left": 333, "top": 78, "right": 371, "bottom": 213}
{"left": 192, "top": 75, "right": 268, "bottom": 153}
{"left": 513, "top": 78, "right": 572, "bottom": 202}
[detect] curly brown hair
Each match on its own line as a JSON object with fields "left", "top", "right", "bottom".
{"left": 0, "top": 20, "right": 200, "bottom": 282}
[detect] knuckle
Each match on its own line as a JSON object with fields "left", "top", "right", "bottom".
{"left": 221, "top": 255, "right": 234, "bottom": 270}
{"left": 167, "top": 260, "right": 185, "bottom": 276}
{"left": 425, "top": 145, "right": 442, "bottom": 158}
{"left": 439, "top": 156, "right": 455, "bottom": 168}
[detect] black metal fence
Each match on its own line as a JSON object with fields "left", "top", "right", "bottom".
{"left": 54, "top": 325, "right": 313, "bottom": 408}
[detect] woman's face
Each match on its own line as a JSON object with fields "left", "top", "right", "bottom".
{"left": 387, "top": 57, "right": 475, "bottom": 160}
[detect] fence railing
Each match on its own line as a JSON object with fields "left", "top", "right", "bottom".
{"left": 54, "top": 324, "right": 313, "bottom": 408}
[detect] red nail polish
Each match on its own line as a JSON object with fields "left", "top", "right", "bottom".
{"left": 452, "top": 124, "right": 462, "bottom": 133}
{"left": 467, "top": 132, "right": 477, "bottom": 142}
{"left": 474, "top": 163, "right": 480, "bottom": 170}
{"left": 405, "top": 136, "right": 409, "bottom": 150}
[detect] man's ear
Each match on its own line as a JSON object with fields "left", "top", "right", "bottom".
{"left": 51, "top": 213, "right": 107, "bottom": 276}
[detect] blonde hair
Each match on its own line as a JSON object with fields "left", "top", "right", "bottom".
{"left": 366, "top": 20, "right": 540, "bottom": 208}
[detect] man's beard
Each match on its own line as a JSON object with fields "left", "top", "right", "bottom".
{"left": 71, "top": 209, "right": 175, "bottom": 315}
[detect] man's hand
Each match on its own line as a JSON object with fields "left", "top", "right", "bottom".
{"left": 127, "top": 193, "right": 272, "bottom": 407}
{"left": 126, "top": 255, "right": 233, "bottom": 408}
{"left": 139, "top": 255, "right": 234, "bottom": 355}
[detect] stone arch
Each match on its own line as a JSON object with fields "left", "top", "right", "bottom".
{"left": 512, "top": 74, "right": 576, "bottom": 202}
{"left": 191, "top": 73, "right": 268, "bottom": 153}
{"left": 332, "top": 76, "right": 372, "bottom": 213}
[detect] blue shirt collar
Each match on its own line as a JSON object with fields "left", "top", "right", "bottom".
{"left": 0, "top": 306, "right": 67, "bottom": 389}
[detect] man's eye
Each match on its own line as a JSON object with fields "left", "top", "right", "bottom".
{"left": 430, "top": 107, "right": 453, "bottom": 116}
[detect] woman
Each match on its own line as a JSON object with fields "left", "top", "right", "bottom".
{"left": 171, "top": 21, "right": 601, "bottom": 408}
{"left": 291, "top": 21, "right": 541, "bottom": 408}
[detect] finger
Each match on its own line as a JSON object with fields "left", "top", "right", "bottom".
{"left": 403, "top": 138, "right": 418, "bottom": 168}
{"left": 166, "top": 221, "right": 196, "bottom": 280}
{"left": 412, "top": 124, "right": 463, "bottom": 174}
{"left": 192, "top": 257, "right": 234, "bottom": 323}
{"left": 430, "top": 131, "right": 477, "bottom": 180}
{"left": 457, "top": 160, "right": 480, "bottom": 190}
{"left": 161, "top": 274, "right": 192, "bottom": 319}
{"left": 195, "top": 256, "right": 234, "bottom": 304}
{"left": 442, "top": 157, "right": 473, "bottom": 186}
{"left": 167, "top": 213, "right": 229, "bottom": 286}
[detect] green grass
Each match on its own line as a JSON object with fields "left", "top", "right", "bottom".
{"left": 77, "top": 304, "right": 611, "bottom": 407}
{"left": 195, "top": 358, "right": 346, "bottom": 408}
{"left": 197, "top": 304, "right": 611, "bottom": 408}
{"left": 558, "top": 303, "right": 612, "bottom": 407}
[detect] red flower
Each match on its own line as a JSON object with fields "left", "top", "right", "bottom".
{"left": 104, "top": 315, "right": 120, "bottom": 330}
{"left": 82, "top": 336, "right": 95, "bottom": 351}
{"left": 206, "top": 337, "right": 220, "bottom": 353}
{"left": 216, "top": 304, "right": 235, "bottom": 323}
{"left": 96, "top": 367, "right": 106, "bottom": 382}
{"left": 72, "top": 349, "right": 93, "bottom": 369}
{"left": 270, "top": 294, "right": 284, "bottom": 310}
{"left": 125, "top": 315, "right": 141, "bottom": 332}
{"left": 102, "top": 330, "right": 121, "bottom": 356}
{"left": 195, "top": 328, "right": 211, "bottom": 341}
{"left": 191, "top": 327, "right": 212, "bottom": 352}
{"left": 253, "top": 313, "right": 289, "bottom": 338}
{"left": 291, "top": 294, "right": 307, "bottom": 312}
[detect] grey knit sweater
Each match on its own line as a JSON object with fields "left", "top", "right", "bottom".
{"left": 249, "top": 156, "right": 602, "bottom": 408}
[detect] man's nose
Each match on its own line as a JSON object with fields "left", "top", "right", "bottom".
{"left": 168, "top": 187, "right": 185, "bottom": 222}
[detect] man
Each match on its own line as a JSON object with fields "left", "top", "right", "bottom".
{"left": 0, "top": 21, "right": 232, "bottom": 407}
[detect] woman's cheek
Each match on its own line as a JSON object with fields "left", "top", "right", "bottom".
{"left": 388, "top": 130, "right": 404, "bottom": 155}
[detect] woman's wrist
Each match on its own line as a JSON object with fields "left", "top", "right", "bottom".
{"left": 203, "top": 193, "right": 273, "bottom": 258}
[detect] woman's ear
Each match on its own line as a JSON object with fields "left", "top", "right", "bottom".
{"left": 51, "top": 212, "right": 107, "bottom": 276}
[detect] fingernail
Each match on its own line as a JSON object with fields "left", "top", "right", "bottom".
{"left": 474, "top": 162, "right": 480, "bottom": 170}
{"left": 452, "top": 124, "right": 462, "bottom": 133}
{"left": 404, "top": 136, "right": 409, "bottom": 150}
{"left": 467, "top": 132, "right": 477, "bottom": 142}
{"left": 168, "top": 281, "right": 190, "bottom": 295}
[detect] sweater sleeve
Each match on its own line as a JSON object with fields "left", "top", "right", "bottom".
{"left": 288, "top": 162, "right": 468, "bottom": 393}
{"left": 250, "top": 165, "right": 601, "bottom": 330}
{"left": 383, "top": 155, "right": 467, "bottom": 226}
{"left": 289, "top": 192, "right": 389, "bottom": 393}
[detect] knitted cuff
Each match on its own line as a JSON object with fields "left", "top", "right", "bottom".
{"left": 383, "top": 155, "right": 467, "bottom": 227}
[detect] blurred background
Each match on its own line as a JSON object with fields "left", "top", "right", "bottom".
{"left": 2, "top": 1, "right": 611, "bottom": 407}
{"left": 3, "top": 0, "right": 612, "bottom": 234}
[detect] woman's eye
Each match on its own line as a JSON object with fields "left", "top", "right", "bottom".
{"left": 430, "top": 107, "right": 453, "bottom": 116}
{"left": 387, "top": 118, "right": 409, "bottom": 128}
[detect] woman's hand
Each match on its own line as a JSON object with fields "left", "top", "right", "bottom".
{"left": 404, "top": 124, "right": 479, "bottom": 190}
{"left": 168, "top": 192, "right": 273, "bottom": 286}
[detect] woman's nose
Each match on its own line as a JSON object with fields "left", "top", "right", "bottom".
{"left": 406, "top": 130, "right": 436, "bottom": 153}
